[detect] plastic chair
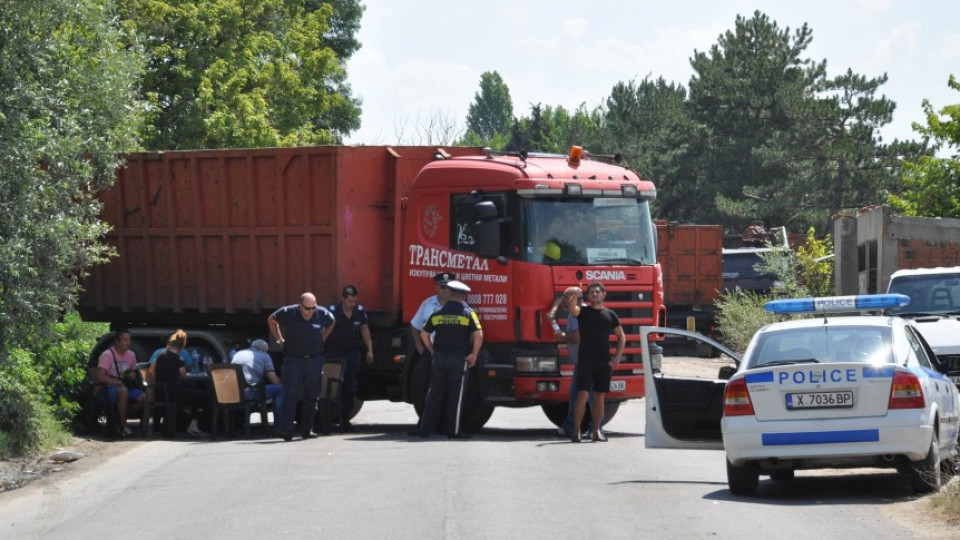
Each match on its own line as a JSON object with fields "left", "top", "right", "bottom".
{"left": 140, "top": 365, "right": 178, "bottom": 438}
{"left": 317, "top": 361, "right": 343, "bottom": 435}
{"left": 208, "top": 364, "right": 268, "bottom": 439}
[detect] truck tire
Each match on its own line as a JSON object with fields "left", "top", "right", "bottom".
{"left": 459, "top": 365, "right": 493, "bottom": 433}
{"left": 726, "top": 459, "right": 759, "bottom": 496}
{"left": 909, "top": 432, "right": 942, "bottom": 493}
{"left": 410, "top": 353, "right": 430, "bottom": 416}
{"left": 541, "top": 401, "right": 621, "bottom": 430}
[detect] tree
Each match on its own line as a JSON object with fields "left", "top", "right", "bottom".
{"left": 689, "top": 11, "right": 827, "bottom": 231}
{"left": 888, "top": 75, "right": 960, "bottom": 218}
{"left": 686, "top": 11, "right": 908, "bottom": 234}
{"left": 121, "top": 0, "right": 362, "bottom": 150}
{"left": 462, "top": 71, "right": 514, "bottom": 149}
{"left": 593, "top": 77, "right": 702, "bottom": 221}
{"left": 0, "top": 0, "right": 143, "bottom": 357}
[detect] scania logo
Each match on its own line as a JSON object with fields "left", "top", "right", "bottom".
{"left": 584, "top": 270, "right": 626, "bottom": 281}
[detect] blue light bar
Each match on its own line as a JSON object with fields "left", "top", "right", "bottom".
{"left": 764, "top": 294, "right": 911, "bottom": 314}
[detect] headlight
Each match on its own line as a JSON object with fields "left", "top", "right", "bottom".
{"left": 516, "top": 356, "right": 558, "bottom": 373}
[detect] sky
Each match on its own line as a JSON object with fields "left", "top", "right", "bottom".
{"left": 344, "top": 0, "right": 960, "bottom": 147}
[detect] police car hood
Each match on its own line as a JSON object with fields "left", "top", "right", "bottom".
{"left": 909, "top": 316, "right": 960, "bottom": 356}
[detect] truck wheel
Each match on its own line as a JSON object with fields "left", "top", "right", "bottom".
{"left": 909, "top": 432, "right": 942, "bottom": 493}
{"left": 347, "top": 398, "right": 363, "bottom": 420}
{"left": 459, "top": 365, "right": 493, "bottom": 433}
{"left": 541, "top": 401, "right": 620, "bottom": 430}
{"left": 727, "top": 459, "right": 759, "bottom": 496}
{"left": 541, "top": 404, "right": 568, "bottom": 427}
{"left": 410, "top": 354, "right": 430, "bottom": 416}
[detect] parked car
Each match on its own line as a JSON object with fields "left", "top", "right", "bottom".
{"left": 641, "top": 294, "right": 960, "bottom": 496}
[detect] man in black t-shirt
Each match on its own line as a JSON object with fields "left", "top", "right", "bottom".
{"left": 571, "top": 282, "right": 625, "bottom": 443}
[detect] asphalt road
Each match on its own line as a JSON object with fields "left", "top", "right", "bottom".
{"left": 0, "top": 398, "right": 946, "bottom": 540}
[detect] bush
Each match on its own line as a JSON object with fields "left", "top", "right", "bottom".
{"left": 0, "top": 350, "right": 69, "bottom": 458}
{"left": 0, "top": 313, "right": 106, "bottom": 458}
{"left": 715, "top": 232, "right": 832, "bottom": 353}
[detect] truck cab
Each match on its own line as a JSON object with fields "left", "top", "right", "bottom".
{"left": 400, "top": 148, "right": 663, "bottom": 429}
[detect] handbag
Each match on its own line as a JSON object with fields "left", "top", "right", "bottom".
{"left": 111, "top": 350, "right": 143, "bottom": 390}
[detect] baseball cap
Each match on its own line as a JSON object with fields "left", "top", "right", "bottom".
{"left": 433, "top": 272, "right": 456, "bottom": 284}
{"left": 446, "top": 280, "right": 471, "bottom": 294}
{"left": 251, "top": 339, "right": 269, "bottom": 352}
{"left": 342, "top": 285, "right": 358, "bottom": 297}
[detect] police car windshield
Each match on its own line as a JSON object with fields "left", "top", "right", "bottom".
{"left": 748, "top": 326, "right": 893, "bottom": 369}
{"left": 518, "top": 197, "right": 657, "bottom": 265}
{"left": 888, "top": 274, "right": 960, "bottom": 315}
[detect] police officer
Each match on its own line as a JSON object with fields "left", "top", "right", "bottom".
{"left": 268, "top": 292, "right": 335, "bottom": 441}
{"left": 409, "top": 272, "right": 456, "bottom": 422}
{"left": 325, "top": 285, "right": 374, "bottom": 433}
{"left": 418, "top": 280, "right": 483, "bottom": 439}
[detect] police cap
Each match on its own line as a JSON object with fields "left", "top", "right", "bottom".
{"left": 433, "top": 272, "right": 456, "bottom": 284}
{"left": 446, "top": 280, "right": 471, "bottom": 294}
{"left": 342, "top": 285, "right": 358, "bottom": 297}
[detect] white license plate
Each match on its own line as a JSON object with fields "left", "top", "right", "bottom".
{"left": 609, "top": 380, "right": 626, "bottom": 392}
{"left": 786, "top": 391, "right": 854, "bottom": 409}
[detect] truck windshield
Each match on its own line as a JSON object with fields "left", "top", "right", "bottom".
{"left": 518, "top": 198, "right": 656, "bottom": 265}
{"left": 888, "top": 274, "right": 960, "bottom": 315}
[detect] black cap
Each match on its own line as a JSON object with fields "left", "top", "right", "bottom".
{"left": 433, "top": 272, "right": 456, "bottom": 284}
{"left": 342, "top": 285, "right": 358, "bottom": 297}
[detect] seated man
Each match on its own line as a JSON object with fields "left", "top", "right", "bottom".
{"left": 92, "top": 328, "right": 146, "bottom": 437}
{"left": 231, "top": 339, "right": 283, "bottom": 426}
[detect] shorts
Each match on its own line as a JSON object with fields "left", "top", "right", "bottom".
{"left": 575, "top": 360, "right": 612, "bottom": 393}
{"left": 100, "top": 386, "right": 145, "bottom": 404}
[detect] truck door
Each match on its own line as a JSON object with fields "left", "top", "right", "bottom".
{"left": 641, "top": 326, "right": 740, "bottom": 450}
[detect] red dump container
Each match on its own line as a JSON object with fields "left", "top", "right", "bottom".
{"left": 78, "top": 146, "right": 483, "bottom": 326}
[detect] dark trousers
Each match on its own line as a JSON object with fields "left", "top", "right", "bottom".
{"left": 278, "top": 355, "right": 324, "bottom": 434}
{"left": 420, "top": 351, "right": 468, "bottom": 436}
{"left": 335, "top": 349, "right": 361, "bottom": 426}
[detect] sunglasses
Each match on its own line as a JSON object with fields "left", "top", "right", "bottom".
{"left": 301, "top": 305, "right": 317, "bottom": 311}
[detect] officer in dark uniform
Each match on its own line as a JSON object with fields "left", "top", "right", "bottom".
{"left": 325, "top": 285, "right": 374, "bottom": 433}
{"left": 418, "top": 280, "right": 483, "bottom": 439}
{"left": 268, "top": 292, "right": 335, "bottom": 441}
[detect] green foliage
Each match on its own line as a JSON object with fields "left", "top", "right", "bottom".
{"left": 464, "top": 71, "right": 514, "bottom": 147}
{"left": 888, "top": 75, "right": 960, "bottom": 218}
{"left": 122, "top": 0, "right": 362, "bottom": 150}
{"left": 0, "top": 350, "right": 71, "bottom": 458}
{"left": 716, "top": 233, "right": 830, "bottom": 352}
{"left": 715, "top": 288, "right": 779, "bottom": 353}
{"left": 0, "top": 0, "right": 142, "bottom": 359}
{"left": 506, "top": 103, "right": 600, "bottom": 154}
{"left": 795, "top": 229, "right": 834, "bottom": 297}
{"left": 34, "top": 313, "right": 109, "bottom": 424}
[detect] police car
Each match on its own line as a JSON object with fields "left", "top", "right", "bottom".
{"left": 640, "top": 294, "right": 960, "bottom": 496}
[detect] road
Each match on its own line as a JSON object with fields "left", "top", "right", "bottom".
{"left": 0, "top": 398, "right": 951, "bottom": 539}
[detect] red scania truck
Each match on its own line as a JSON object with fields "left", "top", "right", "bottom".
{"left": 79, "top": 145, "right": 664, "bottom": 431}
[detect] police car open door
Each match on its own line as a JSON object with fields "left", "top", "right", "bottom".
{"left": 641, "top": 327, "right": 741, "bottom": 450}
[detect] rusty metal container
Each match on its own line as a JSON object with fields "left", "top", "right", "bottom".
{"left": 78, "top": 146, "right": 482, "bottom": 326}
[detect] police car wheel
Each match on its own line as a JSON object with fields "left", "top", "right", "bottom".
{"left": 769, "top": 469, "right": 795, "bottom": 482}
{"left": 726, "top": 459, "right": 759, "bottom": 496}
{"left": 909, "top": 432, "right": 942, "bottom": 494}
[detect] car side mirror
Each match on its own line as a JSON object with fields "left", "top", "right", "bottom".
{"left": 717, "top": 365, "right": 737, "bottom": 380}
